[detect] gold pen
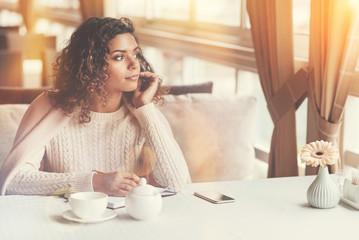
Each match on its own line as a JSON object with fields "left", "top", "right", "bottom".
{"left": 93, "top": 170, "right": 139, "bottom": 184}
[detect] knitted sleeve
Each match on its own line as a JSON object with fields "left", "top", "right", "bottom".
{"left": 133, "top": 103, "right": 191, "bottom": 192}
{"left": 6, "top": 147, "right": 94, "bottom": 195}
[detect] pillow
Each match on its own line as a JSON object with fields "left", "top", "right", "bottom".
{"left": 158, "top": 93, "right": 257, "bottom": 182}
{"left": 167, "top": 81, "right": 213, "bottom": 95}
{"left": 0, "top": 104, "right": 29, "bottom": 166}
{"left": 0, "top": 94, "right": 257, "bottom": 183}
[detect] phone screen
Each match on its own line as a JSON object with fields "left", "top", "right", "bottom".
{"left": 194, "top": 190, "right": 235, "bottom": 204}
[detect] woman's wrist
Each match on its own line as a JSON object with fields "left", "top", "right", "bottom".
{"left": 133, "top": 99, "right": 151, "bottom": 109}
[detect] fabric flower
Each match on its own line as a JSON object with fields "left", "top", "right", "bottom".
{"left": 300, "top": 140, "right": 338, "bottom": 167}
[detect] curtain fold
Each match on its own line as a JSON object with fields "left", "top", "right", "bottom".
{"left": 306, "top": 0, "right": 359, "bottom": 174}
{"left": 247, "top": 0, "right": 300, "bottom": 177}
{"left": 18, "top": 0, "right": 35, "bottom": 32}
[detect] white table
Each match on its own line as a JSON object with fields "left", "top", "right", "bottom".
{"left": 0, "top": 176, "right": 357, "bottom": 240}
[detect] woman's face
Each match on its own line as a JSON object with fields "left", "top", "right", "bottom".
{"left": 105, "top": 33, "right": 140, "bottom": 94}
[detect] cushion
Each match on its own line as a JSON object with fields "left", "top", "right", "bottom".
{"left": 0, "top": 93, "right": 257, "bottom": 183}
{"left": 168, "top": 82, "right": 213, "bottom": 95}
{"left": 158, "top": 93, "right": 257, "bottom": 182}
{"left": 0, "top": 104, "right": 29, "bottom": 166}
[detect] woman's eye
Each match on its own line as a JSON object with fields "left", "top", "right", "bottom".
{"left": 114, "top": 55, "right": 124, "bottom": 61}
{"left": 133, "top": 53, "right": 140, "bottom": 59}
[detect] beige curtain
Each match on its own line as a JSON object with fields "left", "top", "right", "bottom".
{"left": 306, "top": 0, "right": 359, "bottom": 175}
{"left": 79, "top": 0, "right": 104, "bottom": 20}
{"left": 18, "top": 0, "right": 35, "bottom": 32}
{"left": 247, "top": 0, "right": 308, "bottom": 177}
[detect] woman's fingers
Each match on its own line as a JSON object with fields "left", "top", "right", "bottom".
{"left": 138, "top": 72, "right": 158, "bottom": 89}
{"left": 116, "top": 177, "right": 138, "bottom": 188}
{"left": 132, "top": 72, "right": 159, "bottom": 108}
{"left": 113, "top": 173, "right": 140, "bottom": 196}
{"left": 139, "top": 71, "right": 156, "bottom": 79}
{"left": 92, "top": 172, "right": 140, "bottom": 196}
{"left": 119, "top": 183, "right": 133, "bottom": 191}
{"left": 112, "top": 182, "right": 136, "bottom": 197}
{"left": 120, "top": 172, "right": 140, "bottom": 182}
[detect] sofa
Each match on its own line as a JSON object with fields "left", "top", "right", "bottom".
{"left": 0, "top": 87, "right": 267, "bottom": 183}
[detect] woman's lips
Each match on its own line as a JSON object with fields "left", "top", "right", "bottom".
{"left": 125, "top": 75, "right": 139, "bottom": 81}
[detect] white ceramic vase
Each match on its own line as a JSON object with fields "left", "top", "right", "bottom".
{"left": 307, "top": 166, "right": 340, "bottom": 209}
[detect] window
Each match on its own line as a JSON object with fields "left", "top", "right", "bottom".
{"left": 0, "top": 9, "right": 22, "bottom": 27}
{"left": 236, "top": 70, "right": 273, "bottom": 151}
{"left": 117, "top": 0, "right": 146, "bottom": 18}
{"left": 293, "top": 0, "right": 310, "bottom": 65}
{"left": 0, "top": 0, "right": 81, "bottom": 87}
{"left": 0, "top": 0, "right": 23, "bottom": 28}
{"left": 37, "top": 0, "right": 80, "bottom": 9}
{"left": 116, "top": 0, "right": 251, "bottom": 41}
{"left": 152, "top": 0, "right": 191, "bottom": 21}
{"left": 343, "top": 96, "right": 359, "bottom": 151}
{"left": 292, "top": 0, "right": 310, "bottom": 160}
{"left": 343, "top": 79, "right": 359, "bottom": 165}
{"left": 293, "top": 0, "right": 311, "bottom": 35}
{"left": 195, "top": 0, "right": 241, "bottom": 27}
{"left": 33, "top": 0, "right": 81, "bottom": 49}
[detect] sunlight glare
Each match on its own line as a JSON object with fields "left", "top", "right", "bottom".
{"left": 349, "top": 0, "right": 359, "bottom": 9}
{"left": 34, "top": 18, "right": 50, "bottom": 34}
{"left": 23, "top": 60, "right": 43, "bottom": 88}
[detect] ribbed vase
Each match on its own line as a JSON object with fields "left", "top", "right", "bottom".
{"left": 307, "top": 166, "right": 340, "bottom": 209}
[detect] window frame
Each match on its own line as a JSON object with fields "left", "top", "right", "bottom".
{"left": 34, "top": 7, "right": 81, "bottom": 26}
{"left": 0, "top": 1, "right": 18, "bottom": 11}
{"left": 117, "top": 0, "right": 256, "bottom": 73}
{"left": 34, "top": 1, "right": 82, "bottom": 26}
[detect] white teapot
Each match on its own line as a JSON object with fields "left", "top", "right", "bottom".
{"left": 125, "top": 178, "right": 162, "bottom": 221}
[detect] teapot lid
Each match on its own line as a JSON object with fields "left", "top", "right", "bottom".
{"left": 130, "top": 178, "right": 158, "bottom": 196}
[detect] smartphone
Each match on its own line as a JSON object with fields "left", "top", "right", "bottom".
{"left": 140, "top": 77, "right": 151, "bottom": 91}
{"left": 194, "top": 190, "right": 235, "bottom": 204}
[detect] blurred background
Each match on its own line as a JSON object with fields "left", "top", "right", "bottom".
{"left": 1, "top": 0, "right": 359, "bottom": 171}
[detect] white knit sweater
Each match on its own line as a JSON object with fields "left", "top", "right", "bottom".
{"left": 6, "top": 103, "right": 191, "bottom": 195}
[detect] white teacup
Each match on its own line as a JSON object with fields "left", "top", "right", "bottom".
{"left": 69, "top": 192, "right": 108, "bottom": 219}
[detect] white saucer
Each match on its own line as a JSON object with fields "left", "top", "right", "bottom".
{"left": 62, "top": 209, "right": 117, "bottom": 223}
{"left": 340, "top": 196, "right": 359, "bottom": 210}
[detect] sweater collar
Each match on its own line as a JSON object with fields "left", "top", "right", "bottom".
{"left": 89, "top": 104, "right": 128, "bottom": 121}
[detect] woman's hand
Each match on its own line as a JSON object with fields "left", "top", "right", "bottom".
{"left": 92, "top": 172, "right": 140, "bottom": 196}
{"left": 131, "top": 72, "right": 159, "bottom": 108}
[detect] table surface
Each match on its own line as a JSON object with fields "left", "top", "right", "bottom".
{"left": 0, "top": 175, "right": 357, "bottom": 240}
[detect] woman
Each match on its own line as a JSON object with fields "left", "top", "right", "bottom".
{"left": 0, "top": 17, "right": 190, "bottom": 196}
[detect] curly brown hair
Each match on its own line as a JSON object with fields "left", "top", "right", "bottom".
{"left": 47, "top": 17, "right": 168, "bottom": 123}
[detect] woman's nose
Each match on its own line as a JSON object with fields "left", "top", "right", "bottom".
{"left": 128, "top": 56, "right": 139, "bottom": 70}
